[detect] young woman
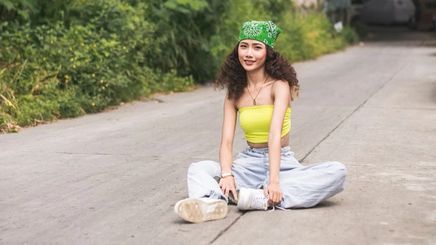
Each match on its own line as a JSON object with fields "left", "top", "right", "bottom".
{"left": 174, "top": 21, "right": 346, "bottom": 223}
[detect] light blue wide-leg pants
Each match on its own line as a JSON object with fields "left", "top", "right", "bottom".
{"left": 187, "top": 146, "right": 346, "bottom": 208}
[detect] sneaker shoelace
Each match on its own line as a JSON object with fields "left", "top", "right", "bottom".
{"left": 269, "top": 205, "right": 286, "bottom": 212}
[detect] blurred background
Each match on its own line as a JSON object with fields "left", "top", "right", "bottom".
{"left": 320, "top": 0, "right": 435, "bottom": 26}
{"left": 1, "top": 0, "right": 435, "bottom": 133}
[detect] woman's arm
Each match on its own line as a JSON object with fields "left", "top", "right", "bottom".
{"left": 267, "top": 81, "right": 291, "bottom": 204}
{"left": 219, "top": 95, "right": 238, "bottom": 199}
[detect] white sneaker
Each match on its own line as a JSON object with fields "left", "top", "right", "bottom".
{"left": 174, "top": 198, "right": 228, "bottom": 223}
{"left": 237, "top": 188, "right": 269, "bottom": 210}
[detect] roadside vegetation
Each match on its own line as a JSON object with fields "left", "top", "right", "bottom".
{"left": 0, "top": 0, "right": 358, "bottom": 133}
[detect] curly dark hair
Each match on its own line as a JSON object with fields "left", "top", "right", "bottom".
{"left": 215, "top": 44, "right": 299, "bottom": 102}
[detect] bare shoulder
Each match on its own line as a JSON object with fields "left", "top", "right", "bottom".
{"left": 271, "top": 79, "right": 290, "bottom": 94}
{"left": 224, "top": 95, "right": 237, "bottom": 110}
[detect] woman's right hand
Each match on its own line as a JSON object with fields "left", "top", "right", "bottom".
{"left": 219, "top": 176, "right": 238, "bottom": 201}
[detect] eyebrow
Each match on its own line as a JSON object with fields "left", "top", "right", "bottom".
{"left": 239, "top": 42, "right": 264, "bottom": 47}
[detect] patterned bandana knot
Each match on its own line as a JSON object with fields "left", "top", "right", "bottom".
{"left": 238, "top": 20, "right": 282, "bottom": 48}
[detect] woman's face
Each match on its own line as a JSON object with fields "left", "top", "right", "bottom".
{"left": 238, "top": 39, "right": 267, "bottom": 72}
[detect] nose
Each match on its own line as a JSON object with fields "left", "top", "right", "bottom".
{"left": 245, "top": 47, "right": 253, "bottom": 58}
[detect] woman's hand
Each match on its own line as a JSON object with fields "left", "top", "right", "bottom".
{"left": 219, "top": 176, "right": 238, "bottom": 201}
{"left": 265, "top": 181, "right": 283, "bottom": 205}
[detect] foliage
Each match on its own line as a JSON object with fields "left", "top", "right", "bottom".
{"left": 276, "top": 11, "right": 346, "bottom": 61}
{"left": 340, "top": 26, "right": 360, "bottom": 44}
{"left": 143, "top": 0, "right": 228, "bottom": 82}
{"left": 0, "top": 0, "right": 37, "bottom": 22}
{"left": 0, "top": 0, "right": 358, "bottom": 133}
{"left": 0, "top": 0, "right": 194, "bottom": 132}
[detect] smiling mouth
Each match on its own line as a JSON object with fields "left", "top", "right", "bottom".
{"left": 244, "top": 60, "right": 255, "bottom": 65}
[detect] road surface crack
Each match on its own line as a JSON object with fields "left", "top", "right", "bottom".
{"left": 300, "top": 61, "right": 408, "bottom": 163}
{"left": 209, "top": 213, "right": 246, "bottom": 244}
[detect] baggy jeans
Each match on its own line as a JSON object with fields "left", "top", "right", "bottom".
{"left": 187, "top": 146, "right": 346, "bottom": 208}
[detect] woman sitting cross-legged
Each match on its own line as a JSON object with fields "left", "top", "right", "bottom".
{"left": 174, "top": 20, "right": 347, "bottom": 223}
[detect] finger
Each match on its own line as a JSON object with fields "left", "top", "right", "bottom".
{"left": 225, "top": 188, "right": 230, "bottom": 197}
{"left": 271, "top": 192, "right": 277, "bottom": 203}
{"left": 229, "top": 188, "right": 238, "bottom": 201}
{"left": 275, "top": 195, "right": 280, "bottom": 204}
{"left": 276, "top": 193, "right": 282, "bottom": 203}
{"left": 230, "top": 185, "right": 237, "bottom": 198}
{"left": 274, "top": 193, "right": 280, "bottom": 203}
{"left": 268, "top": 192, "right": 274, "bottom": 203}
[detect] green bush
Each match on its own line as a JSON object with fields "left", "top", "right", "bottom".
{"left": 0, "top": 13, "right": 193, "bottom": 131}
{"left": 0, "top": 0, "right": 358, "bottom": 133}
{"left": 143, "top": 0, "right": 228, "bottom": 82}
{"left": 340, "top": 26, "right": 359, "bottom": 44}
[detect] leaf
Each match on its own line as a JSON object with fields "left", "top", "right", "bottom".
{"left": 0, "top": 93, "right": 17, "bottom": 109}
{"left": 0, "top": 0, "right": 14, "bottom": 10}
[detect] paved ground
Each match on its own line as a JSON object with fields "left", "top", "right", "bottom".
{"left": 1, "top": 27, "right": 435, "bottom": 244}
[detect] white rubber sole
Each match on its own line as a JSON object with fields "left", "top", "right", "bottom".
{"left": 236, "top": 187, "right": 251, "bottom": 210}
{"left": 174, "top": 198, "right": 228, "bottom": 223}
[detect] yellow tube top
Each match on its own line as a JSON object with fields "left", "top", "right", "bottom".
{"left": 238, "top": 104, "right": 291, "bottom": 144}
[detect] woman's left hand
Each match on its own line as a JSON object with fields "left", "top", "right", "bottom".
{"left": 265, "top": 181, "right": 283, "bottom": 205}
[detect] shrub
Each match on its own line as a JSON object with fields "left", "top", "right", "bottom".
{"left": 0, "top": 0, "right": 358, "bottom": 133}
{"left": 0, "top": 3, "right": 193, "bottom": 132}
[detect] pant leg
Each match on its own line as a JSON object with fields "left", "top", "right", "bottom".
{"left": 231, "top": 148, "right": 268, "bottom": 190}
{"left": 187, "top": 160, "right": 225, "bottom": 200}
{"left": 187, "top": 148, "right": 268, "bottom": 202}
{"left": 279, "top": 155, "right": 347, "bottom": 208}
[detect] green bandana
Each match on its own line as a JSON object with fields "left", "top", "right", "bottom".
{"left": 238, "top": 20, "right": 282, "bottom": 48}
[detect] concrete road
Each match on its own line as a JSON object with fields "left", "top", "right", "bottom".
{"left": 1, "top": 27, "right": 435, "bottom": 244}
